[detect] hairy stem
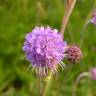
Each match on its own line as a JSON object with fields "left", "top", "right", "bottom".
{"left": 60, "top": 0, "right": 76, "bottom": 34}
{"left": 43, "top": 72, "right": 52, "bottom": 96}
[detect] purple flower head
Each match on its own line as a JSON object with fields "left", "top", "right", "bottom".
{"left": 90, "top": 11, "right": 96, "bottom": 25}
{"left": 90, "top": 68, "right": 96, "bottom": 80}
{"left": 65, "top": 45, "right": 82, "bottom": 64}
{"left": 23, "top": 26, "right": 67, "bottom": 75}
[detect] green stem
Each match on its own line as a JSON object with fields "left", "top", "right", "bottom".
{"left": 38, "top": 75, "right": 45, "bottom": 96}
{"left": 60, "top": 0, "right": 77, "bottom": 34}
{"left": 42, "top": 72, "right": 52, "bottom": 96}
{"left": 80, "top": 1, "right": 96, "bottom": 47}
{"left": 72, "top": 72, "right": 90, "bottom": 96}
{"left": 39, "top": 77, "right": 42, "bottom": 96}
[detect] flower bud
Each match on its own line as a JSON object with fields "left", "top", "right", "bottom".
{"left": 65, "top": 45, "right": 82, "bottom": 63}
{"left": 90, "top": 68, "right": 96, "bottom": 80}
{"left": 90, "top": 11, "right": 96, "bottom": 25}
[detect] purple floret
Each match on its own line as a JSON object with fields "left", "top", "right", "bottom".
{"left": 90, "top": 68, "right": 96, "bottom": 80}
{"left": 90, "top": 11, "right": 96, "bottom": 25}
{"left": 23, "top": 26, "right": 67, "bottom": 74}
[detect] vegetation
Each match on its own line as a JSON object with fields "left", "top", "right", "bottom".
{"left": 0, "top": 0, "right": 96, "bottom": 96}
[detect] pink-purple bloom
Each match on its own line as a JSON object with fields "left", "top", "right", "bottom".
{"left": 90, "top": 68, "right": 96, "bottom": 80}
{"left": 23, "top": 26, "right": 67, "bottom": 75}
{"left": 90, "top": 11, "right": 96, "bottom": 25}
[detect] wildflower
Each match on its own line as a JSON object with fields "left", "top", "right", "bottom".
{"left": 90, "top": 68, "right": 96, "bottom": 80}
{"left": 65, "top": 45, "right": 82, "bottom": 63}
{"left": 23, "top": 26, "right": 67, "bottom": 75}
{"left": 90, "top": 11, "right": 96, "bottom": 25}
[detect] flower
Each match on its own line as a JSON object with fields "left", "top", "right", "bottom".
{"left": 23, "top": 26, "right": 67, "bottom": 75}
{"left": 65, "top": 45, "right": 82, "bottom": 63}
{"left": 90, "top": 11, "right": 96, "bottom": 25}
{"left": 90, "top": 68, "right": 96, "bottom": 80}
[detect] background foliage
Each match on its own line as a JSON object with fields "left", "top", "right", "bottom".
{"left": 0, "top": 0, "right": 96, "bottom": 96}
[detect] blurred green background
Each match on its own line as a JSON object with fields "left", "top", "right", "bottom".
{"left": 0, "top": 0, "right": 96, "bottom": 96}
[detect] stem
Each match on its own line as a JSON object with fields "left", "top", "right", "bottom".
{"left": 42, "top": 71, "right": 52, "bottom": 96}
{"left": 60, "top": 0, "right": 76, "bottom": 34}
{"left": 72, "top": 72, "right": 90, "bottom": 96}
{"left": 38, "top": 75, "right": 44, "bottom": 96}
{"left": 80, "top": 20, "right": 90, "bottom": 46}
{"left": 80, "top": 1, "right": 96, "bottom": 47}
{"left": 39, "top": 77, "right": 42, "bottom": 96}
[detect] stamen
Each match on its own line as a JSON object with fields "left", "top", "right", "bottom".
{"left": 36, "top": 67, "right": 38, "bottom": 73}
{"left": 63, "top": 54, "right": 68, "bottom": 57}
{"left": 59, "top": 61, "right": 66, "bottom": 70}
{"left": 39, "top": 64, "right": 42, "bottom": 74}
{"left": 51, "top": 67, "right": 56, "bottom": 74}
{"left": 27, "top": 64, "right": 32, "bottom": 71}
{"left": 45, "top": 64, "right": 48, "bottom": 75}
{"left": 43, "top": 67, "right": 46, "bottom": 75}
{"left": 61, "top": 61, "right": 66, "bottom": 67}
{"left": 46, "top": 67, "right": 48, "bottom": 75}
{"left": 32, "top": 64, "right": 36, "bottom": 71}
{"left": 53, "top": 66, "right": 57, "bottom": 73}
